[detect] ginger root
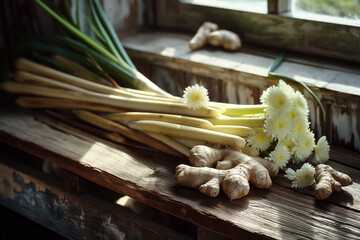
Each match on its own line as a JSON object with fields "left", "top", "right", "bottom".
{"left": 314, "top": 164, "right": 352, "bottom": 200}
{"left": 208, "top": 30, "right": 241, "bottom": 51}
{"left": 189, "top": 22, "right": 219, "bottom": 51}
{"left": 175, "top": 145, "right": 279, "bottom": 200}
{"left": 189, "top": 22, "right": 242, "bottom": 51}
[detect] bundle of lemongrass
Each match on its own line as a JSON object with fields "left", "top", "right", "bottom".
{"left": 2, "top": 0, "right": 333, "bottom": 190}
{"left": 2, "top": 57, "right": 266, "bottom": 158}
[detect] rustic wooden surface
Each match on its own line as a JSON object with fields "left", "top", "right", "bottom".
{"left": 121, "top": 31, "right": 360, "bottom": 152}
{"left": 0, "top": 157, "right": 191, "bottom": 240}
{"left": 0, "top": 110, "right": 359, "bottom": 240}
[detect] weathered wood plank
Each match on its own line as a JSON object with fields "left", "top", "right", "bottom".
{"left": 0, "top": 110, "right": 359, "bottom": 240}
{"left": 122, "top": 31, "right": 360, "bottom": 152}
{"left": 273, "top": 160, "right": 360, "bottom": 211}
{"left": 330, "top": 145, "right": 360, "bottom": 170}
{"left": 0, "top": 158, "right": 192, "bottom": 240}
{"left": 121, "top": 31, "right": 360, "bottom": 98}
{"left": 197, "top": 227, "right": 231, "bottom": 240}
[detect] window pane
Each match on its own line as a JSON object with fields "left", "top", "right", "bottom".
{"left": 182, "top": 0, "right": 267, "bottom": 13}
{"left": 292, "top": 0, "right": 360, "bottom": 20}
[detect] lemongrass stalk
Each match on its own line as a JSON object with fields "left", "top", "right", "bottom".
{"left": 44, "top": 109, "right": 126, "bottom": 144}
{"left": 221, "top": 105, "right": 266, "bottom": 117}
{"left": 34, "top": 1, "right": 171, "bottom": 96}
{"left": 171, "top": 137, "right": 207, "bottom": 149}
{"left": 128, "top": 120, "right": 246, "bottom": 149}
{"left": 15, "top": 58, "right": 176, "bottom": 102}
{"left": 173, "top": 136, "right": 259, "bottom": 156}
{"left": 239, "top": 146, "right": 260, "bottom": 157}
{"left": 212, "top": 125, "right": 257, "bottom": 137}
{"left": 133, "top": 71, "right": 173, "bottom": 97}
{"left": 51, "top": 55, "right": 108, "bottom": 85}
{"left": 24, "top": 39, "right": 136, "bottom": 87}
{"left": 31, "top": 52, "right": 73, "bottom": 74}
{"left": 106, "top": 112, "right": 214, "bottom": 129}
{"left": 72, "top": 110, "right": 182, "bottom": 157}
{"left": 206, "top": 117, "right": 265, "bottom": 128}
{"left": 145, "top": 132, "right": 190, "bottom": 157}
{"left": 15, "top": 58, "right": 128, "bottom": 96}
{"left": 15, "top": 97, "right": 126, "bottom": 112}
{"left": 1, "top": 81, "right": 220, "bottom": 118}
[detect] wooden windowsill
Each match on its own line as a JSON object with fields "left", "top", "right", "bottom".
{"left": 121, "top": 30, "right": 360, "bottom": 97}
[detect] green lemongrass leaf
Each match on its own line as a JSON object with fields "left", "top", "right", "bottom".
{"left": 92, "top": 0, "right": 135, "bottom": 69}
{"left": 31, "top": 52, "right": 73, "bottom": 74}
{"left": 85, "top": 13, "right": 106, "bottom": 43}
{"left": 64, "top": 0, "right": 75, "bottom": 26}
{"left": 20, "top": 40, "right": 134, "bottom": 87}
{"left": 49, "top": 37, "right": 136, "bottom": 86}
{"left": 20, "top": 41, "right": 92, "bottom": 67}
{"left": 89, "top": 0, "right": 127, "bottom": 68}
{"left": 34, "top": 0, "right": 123, "bottom": 68}
{"left": 268, "top": 72, "right": 326, "bottom": 121}
{"left": 75, "top": 0, "right": 80, "bottom": 30}
{"left": 268, "top": 50, "right": 285, "bottom": 73}
{"left": 52, "top": 54, "right": 110, "bottom": 85}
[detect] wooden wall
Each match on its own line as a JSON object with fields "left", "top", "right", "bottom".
{"left": 130, "top": 55, "right": 360, "bottom": 153}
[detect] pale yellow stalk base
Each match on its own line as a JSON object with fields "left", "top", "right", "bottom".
{"left": 129, "top": 120, "right": 246, "bottom": 149}
{"left": 213, "top": 125, "right": 257, "bottom": 137}
{"left": 106, "top": 112, "right": 214, "bottom": 129}
{"left": 206, "top": 117, "right": 265, "bottom": 128}
{"left": 15, "top": 97, "right": 125, "bottom": 112}
{"left": 1, "top": 81, "right": 220, "bottom": 118}
{"left": 72, "top": 110, "right": 182, "bottom": 157}
{"left": 146, "top": 132, "right": 190, "bottom": 157}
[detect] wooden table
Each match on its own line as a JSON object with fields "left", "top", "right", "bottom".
{"left": 0, "top": 110, "right": 359, "bottom": 240}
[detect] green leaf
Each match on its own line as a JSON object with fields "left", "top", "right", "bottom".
{"left": 85, "top": 13, "right": 106, "bottom": 43}
{"left": 268, "top": 51, "right": 326, "bottom": 122}
{"left": 31, "top": 52, "right": 73, "bottom": 74}
{"left": 34, "top": 0, "right": 125, "bottom": 69}
{"left": 92, "top": 0, "right": 136, "bottom": 69}
{"left": 88, "top": 0, "right": 128, "bottom": 68}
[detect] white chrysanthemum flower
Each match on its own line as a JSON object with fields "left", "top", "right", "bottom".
{"left": 278, "top": 80, "right": 295, "bottom": 95}
{"left": 292, "top": 91, "right": 309, "bottom": 116}
{"left": 183, "top": 84, "right": 210, "bottom": 110}
{"left": 261, "top": 85, "right": 292, "bottom": 116}
{"left": 284, "top": 168, "right": 296, "bottom": 181}
{"left": 290, "top": 116, "right": 309, "bottom": 140}
{"left": 292, "top": 130, "right": 315, "bottom": 163}
{"left": 279, "top": 137, "right": 295, "bottom": 154}
{"left": 247, "top": 130, "right": 272, "bottom": 151}
{"left": 268, "top": 144, "right": 290, "bottom": 168}
{"left": 314, "top": 136, "right": 330, "bottom": 164}
{"left": 264, "top": 113, "right": 293, "bottom": 140}
{"left": 260, "top": 85, "right": 275, "bottom": 105}
{"left": 285, "top": 163, "right": 315, "bottom": 188}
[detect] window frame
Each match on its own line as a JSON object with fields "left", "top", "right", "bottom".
{"left": 155, "top": 0, "right": 360, "bottom": 63}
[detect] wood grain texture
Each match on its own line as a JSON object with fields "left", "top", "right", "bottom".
{"left": 0, "top": 158, "right": 191, "bottom": 240}
{"left": 0, "top": 110, "right": 359, "bottom": 240}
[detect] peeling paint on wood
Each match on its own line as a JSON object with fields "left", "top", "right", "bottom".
{"left": 332, "top": 107, "right": 360, "bottom": 151}
{"left": 0, "top": 160, "right": 192, "bottom": 240}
